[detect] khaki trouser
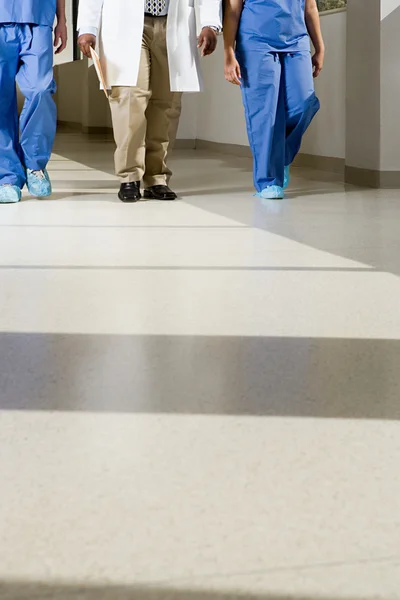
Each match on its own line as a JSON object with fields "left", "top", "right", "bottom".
{"left": 109, "top": 16, "right": 182, "bottom": 187}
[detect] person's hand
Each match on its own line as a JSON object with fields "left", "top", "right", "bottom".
{"left": 224, "top": 52, "right": 241, "bottom": 86}
{"left": 198, "top": 27, "right": 218, "bottom": 57}
{"left": 54, "top": 19, "right": 67, "bottom": 54}
{"left": 312, "top": 50, "right": 324, "bottom": 78}
{"left": 78, "top": 34, "right": 97, "bottom": 58}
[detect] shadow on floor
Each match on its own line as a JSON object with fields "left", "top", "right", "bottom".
{"left": 177, "top": 186, "right": 253, "bottom": 197}
{"left": 1, "top": 333, "right": 399, "bottom": 419}
{"left": 0, "top": 580, "right": 368, "bottom": 600}
{"left": 184, "top": 192, "right": 400, "bottom": 277}
{"left": 52, "top": 137, "right": 400, "bottom": 277}
{"left": 19, "top": 192, "right": 119, "bottom": 203}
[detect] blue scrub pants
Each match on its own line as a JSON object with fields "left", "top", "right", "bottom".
{"left": 0, "top": 24, "right": 56, "bottom": 187}
{"left": 237, "top": 50, "right": 320, "bottom": 191}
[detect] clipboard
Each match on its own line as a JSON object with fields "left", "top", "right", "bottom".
{"left": 90, "top": 46, "right": 109, "bottom": 99}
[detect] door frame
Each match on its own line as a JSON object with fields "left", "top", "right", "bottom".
{"left": 72, "top": 0, "right": 80, "bottom": 60}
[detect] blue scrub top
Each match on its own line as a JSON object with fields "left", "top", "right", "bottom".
{"left": 237, "top": 0, "right": 310, "bottom": 52}
{"left": 0, "top": 0, "right": 57, "bottom": 26}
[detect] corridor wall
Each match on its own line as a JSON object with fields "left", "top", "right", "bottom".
{"left": 53, "top": 8, "right": 348, "bottom": 166}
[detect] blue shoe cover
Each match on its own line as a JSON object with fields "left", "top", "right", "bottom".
{"left": 0, "top": 184, "right": 21, "bottom": 204}
{"left": 27, "top": 168, "right": 52, "bottom": 198}
{"left": 284, "top": 166, "right": 291, "bottom": 189}
{"left": 255, "top": 185, "right": 284, "bottom": 200}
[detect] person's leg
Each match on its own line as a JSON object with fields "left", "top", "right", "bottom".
{"left": 165, "top": 93, "right": 183, "bottom": 186}
{"left": 0, "top": 25, "right": 25, "bottom": 200}
{"left": 109, "top": 19, "right": 152, "bottom": 200}
{"left": 17, "top": 25, "right": 56, "bottom": 196}
{"left": 143, "top": 16, "right": 179, "bottom": 198}
{"left": 237, "top": 49, "right": 285, "bottom": 193}
{"left": 283, "top": 51, "right": 320, "bottom": 168}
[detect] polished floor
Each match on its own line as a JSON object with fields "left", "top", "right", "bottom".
{"left": 1, "top": 133, "right": 400, "bottom": 599}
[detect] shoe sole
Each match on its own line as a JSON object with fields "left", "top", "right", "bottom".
{"left": 143, "top": 191, "right": 177, "bottom": 201}
{"left": 255, "top": 192, "right": 284, "bottom": 200}
{"left": 29, "top": 192, "right": 52, "bottom": 198}
{"left": 27, "top": 185, "right": 52, "bottom": 198}
{"left": 118, "top": 193, "right": 141, "bottom": 203}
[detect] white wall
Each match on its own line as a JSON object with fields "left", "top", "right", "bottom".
{"left": 381, "top": 0, "right": 400, "bottom": 19}
{"left": 177, "top": 94, "right": 198, "bottom": 140}
{"left": 197, "top": 46, "right": 249, "bottom": 146}
{"left": 301, "top": 11, "right": 346, "bottom": 159}
{"left": 380, "top": 1, "right": 400, "bottom": 171}
{"left": 55, "top": 61, "right": 86, "bottom": 125}
{"left": 345, "top": 0, "right": 381, "bottom": 171}
{"left": 53, "top": 0, "right": 74, "bottom": 66}
{"left": 197, "top": 10, "right": 347, "bottom": 160}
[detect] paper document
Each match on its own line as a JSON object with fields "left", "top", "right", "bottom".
{"left": 90, "top": 47, "right": 109, "bottom": 98}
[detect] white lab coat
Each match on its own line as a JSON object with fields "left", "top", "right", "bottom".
{"left": 77, "top": 0, "right": 222, "bottom": 92}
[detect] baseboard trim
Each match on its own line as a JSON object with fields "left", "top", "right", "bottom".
{"left": 57, "top": 121, "right": 84, "bottom": 133}
{"left": 57, "top": 121, "right": 113, "bottom": 135}
{"left": 61, "top": 128, "right": 400, "bottom": 187}
{"left": 82, "top": 125, "right": 113, "bottom": 135}
{"left": 345, "top": 166, "right": 400, "bottom": 189}
{"left": 293, "top": 153, "right": 345, "bottom": 175}
{"left": 196, "top": 139, "right": 345, "bottom": 175}
{"left": 174, "top": 139, "right": 196, "bottom": 150}
{"left": 196, "top": 139, "right": 252, "bottom": 158}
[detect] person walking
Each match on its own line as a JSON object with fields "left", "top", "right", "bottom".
{"left": 224, "top": 0, "right": 324, "bottom": 199}
{"left": 0, "top": 0, "right": 67, "bottom": 203}
{"left": 78, "top": 0, "right": 222, "bottom": 202}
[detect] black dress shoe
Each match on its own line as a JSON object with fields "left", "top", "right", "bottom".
{"left": 118, "top": 182, "right": 141, "bottom": 202}
{"left": 144, "top": 185, "right": 177, "bottom": 201}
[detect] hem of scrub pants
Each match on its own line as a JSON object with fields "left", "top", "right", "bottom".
{"left": 285, "top": 95, "right": 320, "bottom": 167}
{"left": 24, "top": 160, "right": 50, "bottom": 171}
{"left": 0, "top": 176, "right": 24, "bottom": 187}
